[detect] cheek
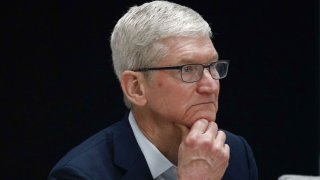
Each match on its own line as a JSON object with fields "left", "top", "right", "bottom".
{"left": 157, "top": 82, "right": 182, "bottom": 105}
{"left": 157, "top": 81, "right": 163, "bottom": 88}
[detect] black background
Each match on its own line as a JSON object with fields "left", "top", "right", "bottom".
{"left": 4, "top": 0, "right": 319, "bottom": 179}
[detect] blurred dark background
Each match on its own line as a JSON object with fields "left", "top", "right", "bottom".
{"left": 4, "top": 0, "right": 319, "bottom": 179}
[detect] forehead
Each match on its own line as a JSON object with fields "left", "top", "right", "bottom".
{"left": 159, "top": 36, "right": 218, "bottom": 65}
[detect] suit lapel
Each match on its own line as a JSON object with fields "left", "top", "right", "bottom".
{"left": 113, "top": 115, "right": 153, "bottom": 179}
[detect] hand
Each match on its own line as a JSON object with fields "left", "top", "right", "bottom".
{"left": 176, "top": 119, "right": 230, "bottom": 180}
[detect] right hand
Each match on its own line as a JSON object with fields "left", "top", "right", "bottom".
{"left": 176, "top": 119, "right": 230, "bottom": 180}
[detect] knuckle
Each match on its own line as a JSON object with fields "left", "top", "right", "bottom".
{"left": 211, "top": 144, "right": 222, "bottom": 154}
{"left": 222, "top": 149, "right": 229, "bottom": 159}
{"left": 218, "top": 144, "right": 230, "bottom": 161}
{"left": 218, "top": 130, "right": 226, "bottom": 137}
{"left": 212, "top": 122, "right": 218, "bottom": 130}
{"left": 211, "top": 144, "right": 229, "bottom": 157}
{"left": 184, "top": 135, "right": 198, "bottom": 146}
{"left": 224, "top": 144, "right": 230, "bottom": 153}
{"left": 201, "top": 138, "right": 212, "bottom": 147}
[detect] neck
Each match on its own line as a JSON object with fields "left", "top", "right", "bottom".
{"left": 132, "top": 109, "right": 183, "bottom": 165}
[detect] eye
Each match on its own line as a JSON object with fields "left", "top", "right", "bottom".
{"left": 182, "top": 65, "right": 196, "bottom": 73}
{"left": 209, "top": 62, "right": 216, "bottom": 69}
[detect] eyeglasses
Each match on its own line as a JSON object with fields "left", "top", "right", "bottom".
{"left": 132, "top": 60, "right": 229, "bottom": 83}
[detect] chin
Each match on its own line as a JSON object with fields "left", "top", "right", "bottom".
{"left": 187, "top": 112, "right": 217, "bottom": 127}
{"left": 198, "top": 109, "right": 217, "bottom": 120}
{"left": 200, "top": 114, "right": 216, "bottom": 122}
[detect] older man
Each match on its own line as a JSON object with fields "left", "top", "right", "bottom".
{"left": 48, "top": 1, "right": 258, "bottom": 179}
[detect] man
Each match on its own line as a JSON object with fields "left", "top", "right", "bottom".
{"left": 48, "top": 1, "right": 258, "bottom": 179}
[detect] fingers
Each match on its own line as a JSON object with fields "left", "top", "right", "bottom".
{"left": 203, "top": 121, "right": 218, "bottom": 140}
{"left": 174, "top": 120, "right": 213, "bottom": 143}
{"left": 204, "top": 123, "right": 227, "bottom": 155}
{"left": 224, "top": 143, "right": 230, "bottom": 156}
{"left": 188, "top": 120, "right": 228, "bottom": 152}
{"left": 189, "top": 119, "right": 208, "bottom": 136}
{"left": 183, "top": 119, "right": 209, "bottom": 147}
{"left": 215, "top": 130, "right": 226, "bottom": 148}
{"left": 177, "top": 120, "right": 230, "bottom": 180}
{"left": 183, "top": 120, "right": 228, "bottom": 151}
{"left": 214, "top": 130, "right": 229, "bottom": 161}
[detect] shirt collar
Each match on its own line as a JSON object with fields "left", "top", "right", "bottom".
{"left": 128, "top": 111, "right": 175, "bottom": 179}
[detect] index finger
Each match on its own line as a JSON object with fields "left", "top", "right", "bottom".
{"left": 189, "top": 119, "right": 209, "bottom": 136}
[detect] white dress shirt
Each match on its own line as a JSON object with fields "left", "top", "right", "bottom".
{"left": 128, "top": 112, "right": 177, "bottom": 179}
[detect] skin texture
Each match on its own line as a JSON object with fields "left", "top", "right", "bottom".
{"left": 177, "top": 120, "right": 229, "bottom": 180}
{"left": 120, "top": 36, "right": 229, "bottom": 179}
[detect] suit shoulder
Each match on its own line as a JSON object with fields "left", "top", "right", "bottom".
{"left": 221, "top": 130, "right": 259, "bottom": 180}
{"left": 223, "top": 130, "right": 243, "bottom": 144}
{"left": 221, "top": 130, "right": 253, "bottom": 159}
{"left": 48, "top": 120, "right": 126, "bottom": 178}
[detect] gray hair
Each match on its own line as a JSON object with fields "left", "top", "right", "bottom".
{"left": 110, "top": 1, "right": 212, "bottom": 108}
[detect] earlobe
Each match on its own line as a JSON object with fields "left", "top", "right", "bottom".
{"left": 120, "top": 71, "right": 147, "bottom": 107}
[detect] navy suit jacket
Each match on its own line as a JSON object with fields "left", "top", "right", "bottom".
{"left": 48, "top": 114, "right": 258, "bottom": 180}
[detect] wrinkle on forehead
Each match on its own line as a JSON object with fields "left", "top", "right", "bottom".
{"left": 159, "top": 36, "right": 218, "bottom": 65}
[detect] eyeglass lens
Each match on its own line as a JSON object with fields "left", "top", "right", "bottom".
{"left": 181, "top": 62, "right": 228, "bottom": 82}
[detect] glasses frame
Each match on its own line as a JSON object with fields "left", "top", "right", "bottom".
{"left": 132, "top": 60, "right": 229, "bottom": 83}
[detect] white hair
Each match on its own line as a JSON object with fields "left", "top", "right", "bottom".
{"left": 110, "top": 1, "right": 212, "bottom": 108}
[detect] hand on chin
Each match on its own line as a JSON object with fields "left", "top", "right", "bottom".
{"left": 187, "top": 111, "right": 217, "bottom": 128}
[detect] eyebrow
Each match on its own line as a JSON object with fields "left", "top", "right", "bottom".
{"left": 177, "top": 52, "right": 219, "bottom": 64}
{"left": 178, "top": 57, "right": 219, "bottom": 65}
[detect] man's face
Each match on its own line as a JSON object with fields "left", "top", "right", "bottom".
{"left": 144, "top": 36, "right": 220, "bottom": 128}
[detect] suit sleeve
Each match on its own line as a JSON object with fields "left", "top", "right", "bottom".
{"left": 239, "top": 136, "right": 259, "bottom": 180}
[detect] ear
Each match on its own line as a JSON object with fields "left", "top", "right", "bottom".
{"left": 120, "top": 71, "right": 147, "bottom": 107}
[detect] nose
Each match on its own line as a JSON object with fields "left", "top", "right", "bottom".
{"left": 196, "top": 68, "right": 219, "bottom": 95}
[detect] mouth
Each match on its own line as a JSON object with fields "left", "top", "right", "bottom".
{"left": 183, "top": 101, "right": 217, "bottom": 128}
{"left": 192, "top": 101, "right": 215, "bottom": 106}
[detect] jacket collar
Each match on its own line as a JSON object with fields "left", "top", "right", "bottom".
{"left": 113, "top": 114, "right": 153, "bottom": 179}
